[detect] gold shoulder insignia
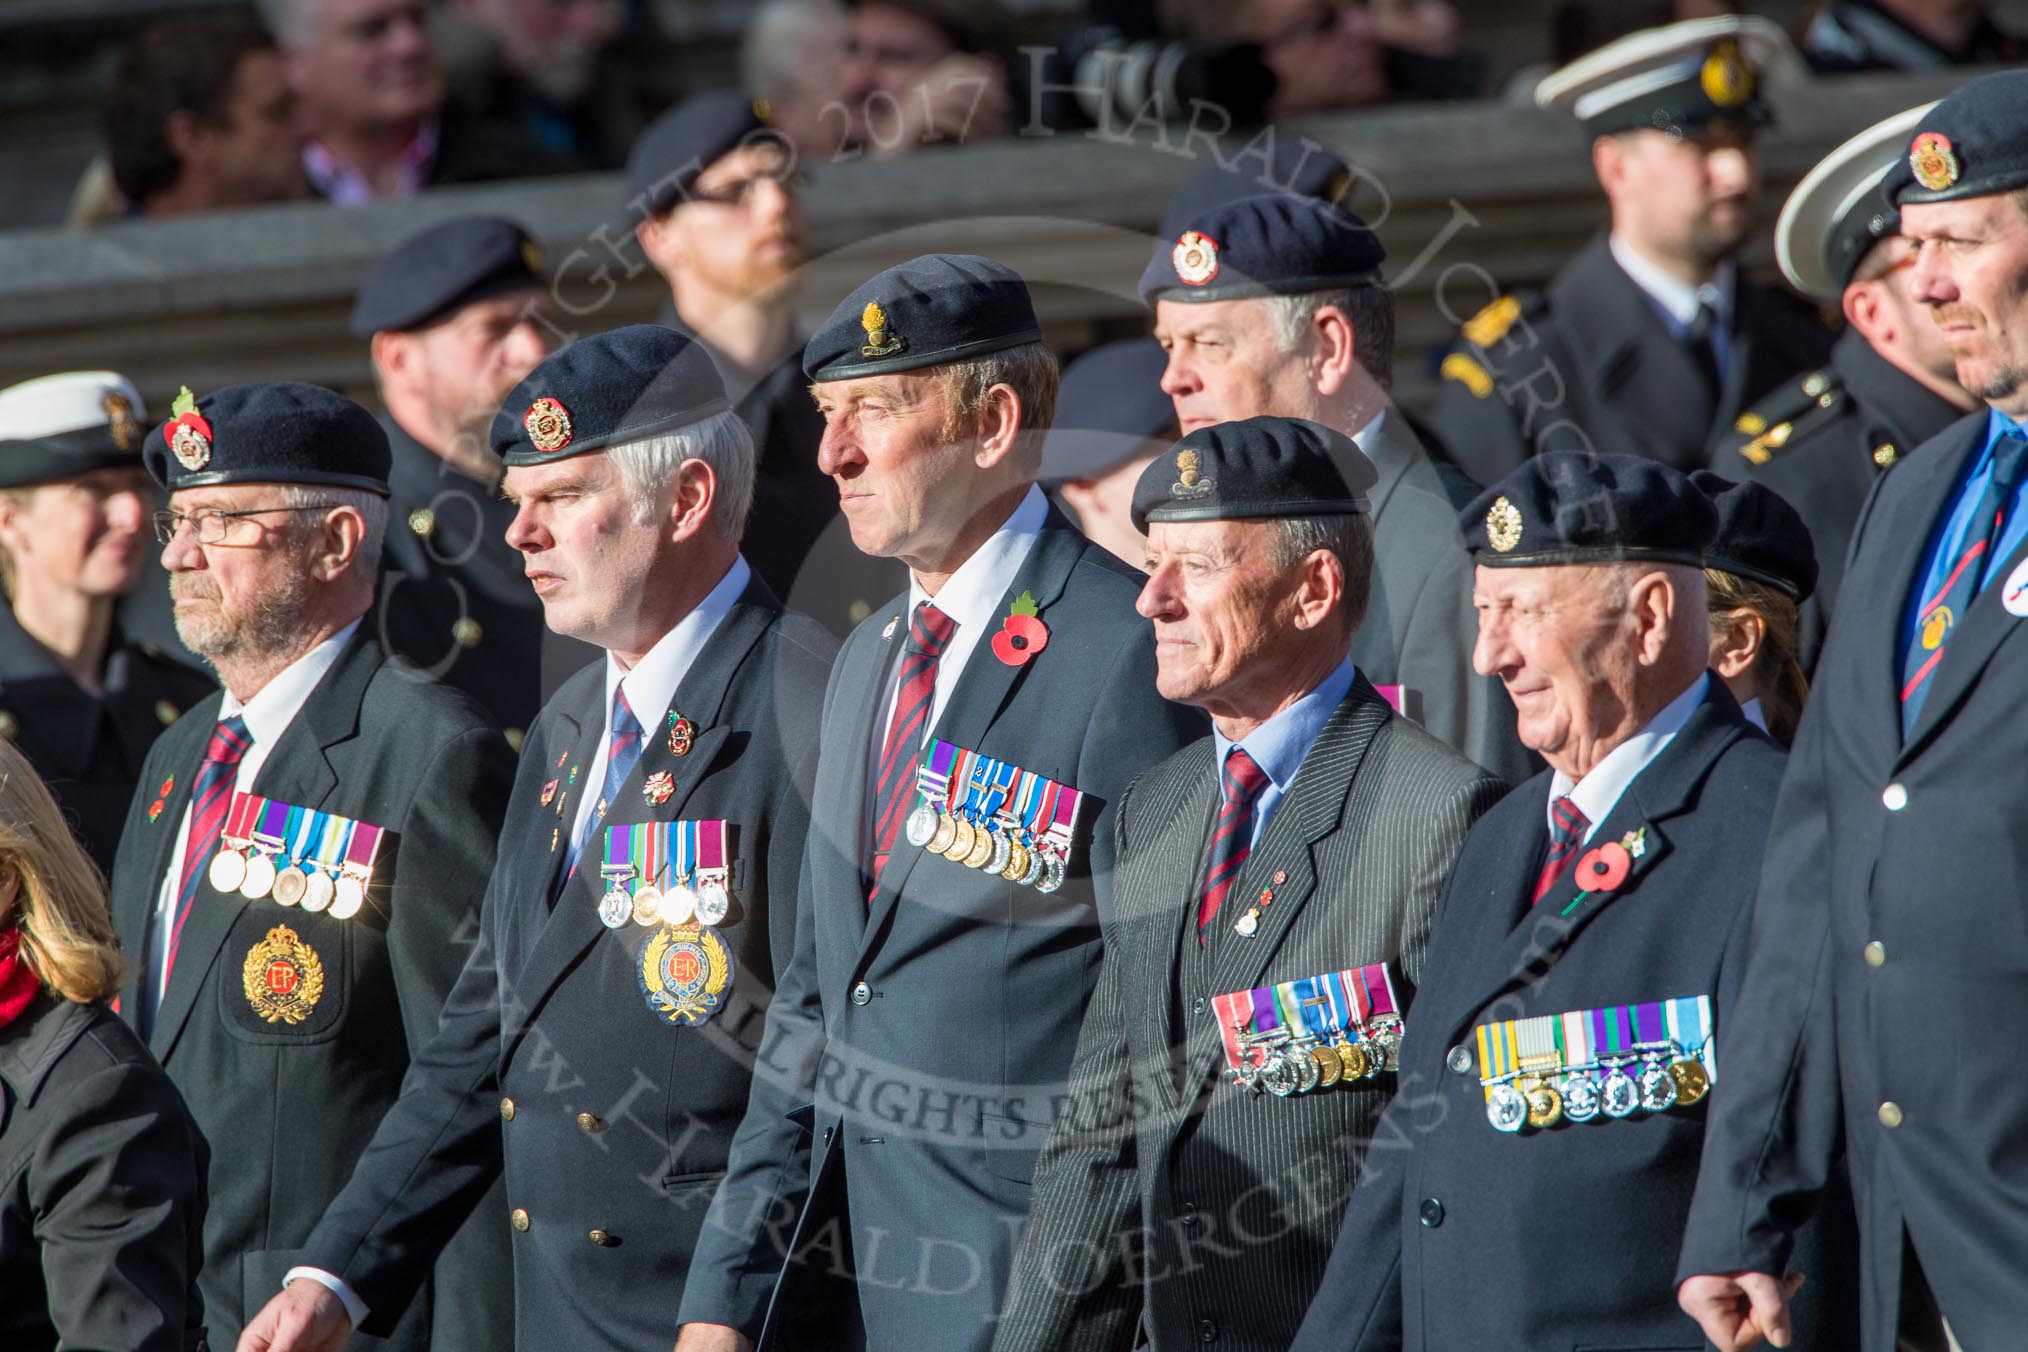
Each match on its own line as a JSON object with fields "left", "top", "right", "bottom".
{"left": 1734, "top": 412, "right": 1767, "bottom": 436}
{"left": 1739, "top": 422, "right": 1794, "bottom": 467}
{"left": 1440, "top": 353, "right": 1494, "bottom": 399}
{"left": 1463, "top": 296, "right": 1522, "bottom": 349}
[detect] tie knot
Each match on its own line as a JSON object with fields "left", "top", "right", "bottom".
{"left": 205, "top": 715, "right": 252, "bottom": 767}
{"left": 910, "top": 603, "right": 956, "bottom": 657}
{"left": 1222, "top": 747, "right": 1270, "bottom": 804}
{"left": 1549, "top": 795, "right": 1589, "bottom": 842}
{"left": 610, "top": 687, "right": 642, "bottom": 741}
{"left": 1993, "top": 432, "right": 2028, "bottom": 492}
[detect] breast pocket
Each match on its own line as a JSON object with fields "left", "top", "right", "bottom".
{"left": 220, "top": 908, "right": 349, "bottom": 1043}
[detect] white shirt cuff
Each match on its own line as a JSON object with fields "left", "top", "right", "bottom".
{"left": 284, "top": 1266, "right": 370, "bottom": 1329}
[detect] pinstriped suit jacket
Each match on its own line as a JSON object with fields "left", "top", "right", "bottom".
{"left": 993, "top": 679, "right": 1505, "bottom": 1352}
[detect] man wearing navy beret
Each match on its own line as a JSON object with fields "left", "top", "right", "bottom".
{"left": 241, "top": 325, "right": 838, "bottom": 1351}
{"left": 103, "top": 380, "right": 517, "bottom": 1352}
{"left": 1681, "top": 68, "right": 2028, "bottom": 1352}
{"left": 1145, "top": 192, "right": 1534, "bottom": 787}
{"left": 354, "top": 213, "right": 596, "bottom": 742}
{"left": 677, "top": 254, "right": 1202, "bottom": 1352}
{"left": 628, "top": 93, "right": 904, "bottom": 637}
{"left": 996, "top": 417, "right": 1503, "bottom": 1352}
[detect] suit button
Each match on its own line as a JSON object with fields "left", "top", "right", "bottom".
{"left": 1179, "top": 1201, "right": 1200, "bottom": 1229}
{"left": 1419, "top": 1198, "right": 1444, "bottom": 1228}
{"left": 1192, "top": 996, "right": 1207, "bottom": 1016}
{"left": 850, "top": 981, "right": 872, "bottom": 1006}
{"left": 1447, "top": 1045, "right": 1474, "bottom": 1076}
{"left": 588, "top": 1229, "right": 615, "bottom": 1247}
{"left": 577, "top": 1112, "right": 605, "bottom": 1133}
{"left": 500, "top": 1097, "right": 516, "bottom": 1121}
{"left": 1196, "top": 1319, "right": 1218, "bottom": 1342}
{"left": 1882, "top": 783, "right": 1908, "bottom": 811}
{"left": 1864, "top": 941, "right": 1887, "bottom": 968}
{"left": 510, "top": 1207, "right": 531, "bottom": 1232}
{"left": 1879, "top": 1101, "right": 1904, "bottom": 1129}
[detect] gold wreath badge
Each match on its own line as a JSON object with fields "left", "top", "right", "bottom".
{"left": 243, "top": 924, "right": 325, "bottom": 1025}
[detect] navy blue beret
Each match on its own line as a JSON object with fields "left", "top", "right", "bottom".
{"left": 1041, "top": 340, "right": 1175, "bottom": 483}
{"left": 1461, "top": 453, "right": 1716, "bottom": 568}
{"left": 1885, "top": 70, "right": 2028, "bottom": 207}
{"left": 625, "top": 91, "right": 777, "bottom": 221}
{"left": 144, "top": 382, "right": 390, "bottom": 496}
{"left": 1131, "top": 416, "right": 1375, "bottom": 533}
{"left": 1690, "top": 470, "right": 1818, "bottom": 601}
{"left": 493, "top": 325, "right": 729, "bottom": 467}
{"left": 1158, "top": 136, "right": 1354, "bottom": 242}
{"left": 349, "top": 216, "right": 547, "bottom": 337}
{"left": 1140, "top": 193, "right": 1386, "bottom": 308}
{"left": 0, "top": 371, "right": 147, "bottom": 489}
{"left": 805, "top": 254, "right": 1042, "bottom": 383}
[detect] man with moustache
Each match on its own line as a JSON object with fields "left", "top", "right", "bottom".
{"left": 105, "top": 381, "right": 515, "bottom": 1352}
{"left": 1432, "top": 16, "right": 1832, "bottom": 485}
{"left": 1679, "top": 70, "right": 2028, "bottom": 1352}
{"left": 627, "top": 93, "right": 904, "bottom": 634}
{"left": 676, "top": 254, "right": 1201, "bottom": 1352}
{"left": 1714, "top": 103, "right": 1977, "bottom": 664}
{"left": 994, "top": 417, "right": 1503, "bottom": 1352}
{"left": 0, "top": 372, "right": 212, "bottom": 873}
{"left": 236, "top": 326, "right": 838, "bottom": 1352}
{"left": 1146, "top": 192, "right": 1530, "bottom": 786}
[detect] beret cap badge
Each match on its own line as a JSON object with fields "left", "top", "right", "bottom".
{"left": 1171, "top": 231, "right": 1220, "bottom": 287}
{"left": 1699, "top": 37, "right": 1752, "bottom": 108}
{"left": 103, "top": 390, "right": 141, "bottom": 452}
{"left": 1170, "top": 448, "right": 1215, "bottom": 499}
{"left": 1486, "top": 496, "right": 1523, "bottom": 552}
{"left": 1909, "top": 131, "right": 1960, "bottom": 193}
{"left": 523, "top": 397, "right": 574, "bottom": 454}
{"left": 164, "top": 385, "right": 213, "bottom": 472}
{"left": 860, "top": 301, "right": 905, "bottom": 358}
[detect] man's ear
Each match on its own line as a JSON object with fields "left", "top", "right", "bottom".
{"left": 971, "top": 383, "right": 1024, "bottom": 469}
{"left": 635, "top": 212, "right": 682, "bottom": 276}
{"left": 666, "top": 457, "right": 719, "bottom": 542}
{"left": 1311, "top": 305, "right": 1359, "bottom": 397}
{"left": 1289, "top": 547, "right": 1346, "bottom": 632}
{"left": 1629, "top": 569, "right": 1678, "bottom": 666}
{"left": 310, "top": 504, "right": 368, "bottom": 582}
{"left": 163, "top": 108, "right": 208, "bottom": 178}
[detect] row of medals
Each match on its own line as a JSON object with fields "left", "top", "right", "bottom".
{"left": 209, "top": 844, "right": 367, "bottom": 918}
{"left": 599, "top": 869, "right": 731, "bottom": 931}
{"left": 1487, "top": 1047, "right": 1711, "bottom": 1133}
{"left": 1230, "top": 1018, "right": 1404, "bottom": 1098}
{"left": 904, "top": 803, "right": 1066, "bottom": 893}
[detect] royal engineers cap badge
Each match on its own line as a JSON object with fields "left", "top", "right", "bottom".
{"left": 524, "top": 397, "right": 574, "bottom": 454}
{"left": 1909, "top": 131, "right": 1961, "bottom": 192}
{"left": 859, "top": 301, "right": 905, "bottom": 359}
{"left": 1486, "top": 495, "right": 1523, "bottom": 552}
{"left": 1172, "top": 230, "right": 1219, "bottom": 287}
{"left": 243, "top": 924, "right": 325, "bottom": 1025}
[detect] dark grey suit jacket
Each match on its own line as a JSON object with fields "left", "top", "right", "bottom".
{"left": 993, "top": 680, "right": 1503, "bottom": 1352}
{"left": 679, "top": 506, "right": 1204, "bottom": 1351}
{"left": 107, "top": 629, "right": 517, "bottom": 1352}
{"left": 0, "top": 995, "right": 209, "bottom": 1352}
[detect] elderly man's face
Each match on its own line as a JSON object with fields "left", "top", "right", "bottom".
{"left": 294, "top": 0, "right": 443, "bottom": 129}
{"left": 1137, "top": 518, "right": 1311, "bottom": 713}
{"left": 1155, "top": 298, "right": 1325, "bottom": 435}
{"left": 1905, "top": 193, "right": 2028, "bottom": 416}
{"left": 160, "top": 485, "right": 322, "bottom": 660}
{"left": 814, "top": 371, "right": 980, "bottom": 563}
{"left": 1471, "top": 563, "right": 1640, "bottom": 772}
{"left": 503, "top": 453, "right": 664, "bottom": 648}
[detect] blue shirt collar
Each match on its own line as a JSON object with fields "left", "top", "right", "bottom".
{"left": 1985, "top": 405, "right": 2027, "bottom": 455}
{"left": 1211, "top": 658, "right": 1358, "bottom": 790}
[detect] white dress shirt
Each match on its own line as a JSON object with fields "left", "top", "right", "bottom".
{"left": 1545, "top": 672, "right": 1709, "bottom": 843}
{"left": 1609, "top": 234, "right": 1736, "bottom": 337}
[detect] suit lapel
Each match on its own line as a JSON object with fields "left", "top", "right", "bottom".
{"left": 118, "top": 705, "right": 214, "bottom": 1023}
{"left": 152, "top": 632, "right": 379, "bottom": 1061}
{"left": 821, "top": 594, "right": 907, "bottom": 949}
{"left": 1561, "top": 238, "right": 1716, "bottom": 464}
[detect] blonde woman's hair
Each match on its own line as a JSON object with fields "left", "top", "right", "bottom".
{"left": 0, "top": 739, "right": 125, "bottom": 1002}
{"left": 1705, "top": 567, "right": 1809, "bottom": 744}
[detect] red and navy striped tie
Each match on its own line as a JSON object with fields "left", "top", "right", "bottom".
{"left": 1197, "top": 747, "right": 1270, "bottom": 936}
{"left": 1532, "top": 794, "right": 1590, "bottom": 907}
{"left": 868, "top": 603, "right": 956, "bottom": 899}
{"left": 154, "top": 716, "right": 251, "bottom": 1022}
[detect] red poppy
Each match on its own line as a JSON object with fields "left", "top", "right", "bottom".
{"left": 1574, "top": 841, "right": 1632, "bottom": 893}
{"left": 991, "top": 613, "right": 1049, "bottom": 666}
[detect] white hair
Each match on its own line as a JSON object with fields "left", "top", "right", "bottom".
{"left": 276, "top": 483, "right": 388, "bottom": 575}
{"left": 1261, "top": 286, "right": 1397, "bottom": 389}
{"left": 606, "top": 409, "right": 756, "bottom": 540}
{"left": 740, "top": 0, "right": 849, "bottom": 101}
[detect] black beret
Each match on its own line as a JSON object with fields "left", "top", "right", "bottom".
{"left": 1158, "top": 136, "right": 1354, "bottom": 242}
{"left": 1131, "top": 416, "right": 1375, "bottom": 533}
{"left": 493, "top": 325, "right": 729, "bottom": 467}
{"left": 1690, "top": 470, "right": 1818, "bottom": 601}
{"left": 1460, "top": 452, "right": 1716, "bottom": 569}
{"left": 1140, "top": 193, "right": 1385, "bottom": 308}
{"left": 625, "top": 91, "right": 777, "bottom": 221}
{"left": 1041, "top": 340, "right": 1175, "bottom": 484}
{"left": 1535, "top": 15, "right": 1787, "bottom": 138}
{"left": 349, "top": 216, "right": 547, "bottom": 337}
{"left": 0, "top": 371, "right": 148, "bottom": 489}
{"left": 1885, "top": 70, "right": 2028, "bottom": 207}
{"left": 144, "top": 382, "right": 390, "bottom": 496}
{"left": 805, "top": 254, "right": 1042, "bottom": 383}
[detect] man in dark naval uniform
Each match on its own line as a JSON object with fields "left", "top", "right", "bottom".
{"left": 356, "top": 214, "right": 595, "bottom": 746}
{"left": 1431, "top": 16, "right": 1832, "bottom": 486}
{"left": 627, "top": 91, "right": 905, "bottom": 635}
{"left": 0, "top": 371, "right": 212, "bottom": 872}
{"left": 107, "top": 380, "right": 517, "bottom": 1352}
{"left": 1713, "top": 102, "right": 1975, "bottom": 664}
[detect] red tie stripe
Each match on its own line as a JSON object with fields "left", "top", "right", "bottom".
{"left": 163, "top": 716, "right": 252, "bottom": 989}
{"left": 1197, "top": 747, "right": 1271, "bottom": 935}
{"left": 868, "top": 604, "right": 956, "bottom": 898}
{"left": 1532, "top": 795, "right": 1590, "bottom": 907}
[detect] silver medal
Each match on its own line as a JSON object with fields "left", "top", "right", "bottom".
{"left": 330, "top": 873, "right": 366, "bottom": 920}
{"left": 599, "top": 885, "right": 633, "bottom": 929}
{"left": 303, "top": 870, "right": 337, "bottom": 915}
{"left": 1260, "top": 1051, "right": 1302, "bottom": 1098}
{"left": 1035, "top": 849, "right": 1066, "bottom": 894}
{"left": 271, "top": 865, "right": 309, "bottom": 908}
{"left": 1562, "top": 1074, "right": 1602, "bottom": 1123}
{"left": 661, "top": 881, "right": 697, "bottom": 926}
{"left": 1487, "top": 1082, "right": 1529, "bottom": 1133}
{"left": 905, "top": 804, "right": 938, "bottom": 849}
{"left": 1638, "top": 1059, "right": 1680, "bottom": 1113}
{"left": 694, "top": 876, "right": 731, "bottom": 927}
{"left": 1601, "top": 1066, "right": 1641, "bottom": 1119}
{"left": 984, "top": 829, "right": 1012, "bottom": 876}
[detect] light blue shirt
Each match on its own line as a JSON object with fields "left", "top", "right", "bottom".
{"left": 1210, "top": 658, "right": 1357, "bottom": 850}
{"left": 1897, "top": 408, "right": 2028, "bottom": 687}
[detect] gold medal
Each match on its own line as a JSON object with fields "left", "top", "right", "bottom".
{"left": 926, "top": 810, "right": 957, "bottom": 855}
{"left": 1000, "top": 840, "right": 1030, "bottom": 882}
{"left": 961, "top": 826, "right": 995, "bottom": 870}
{"left": 1309, "top": 1044, "right": 1343, "bottom": 1089}
{"left": 1668, "top": 1058, "right": 1711, "bottom": 1105}
{"left": 1335, "top": 1036, "right": 1369, "bottom": 1082}
{"left": 943, "top": 818, "right": 976, "bottom": 862}
{"left": 631, "top": 886, "right": 663, "bottom": 927}
{"left": 1524, "top": 1079, "right": 1564, "bottom": 1129}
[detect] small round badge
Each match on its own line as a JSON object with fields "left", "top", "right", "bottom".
{"left": 1487, "top": 1082, "right": 1528, "bottom": 1133}
{"left": 524, "top": 397, "right": 574, "bottom": 454}
{"left": 1172, "top": 231, "right": 1219, "bottom": 287}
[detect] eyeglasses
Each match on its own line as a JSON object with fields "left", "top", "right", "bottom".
{"left": 685, "top": 169, "right": 809, "bottom": 210}
{"left": 152, "top": 504, "right": 334, "bottom": 547}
